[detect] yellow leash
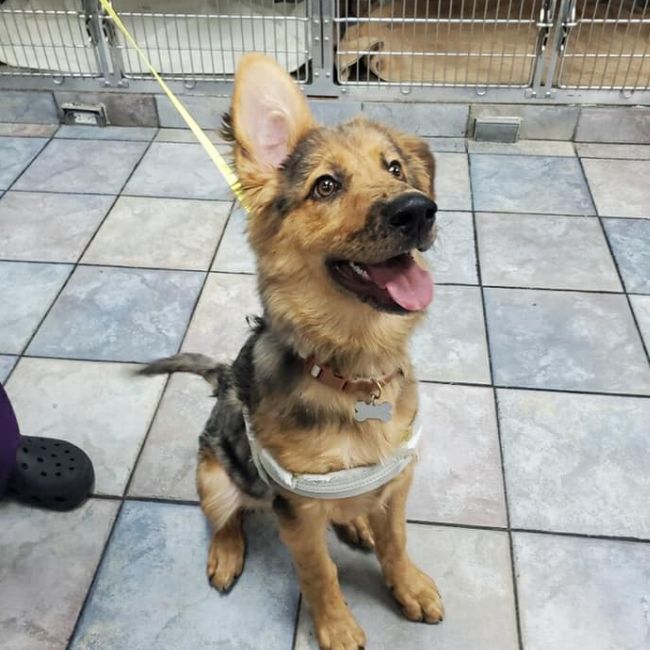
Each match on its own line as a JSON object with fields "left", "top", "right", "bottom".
{"left": 97, "top": 0, "right": 245, "bottom": 206}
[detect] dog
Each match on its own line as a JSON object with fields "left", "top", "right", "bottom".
{"left": 141, "top": 53, "right": 442, "bottom": 649}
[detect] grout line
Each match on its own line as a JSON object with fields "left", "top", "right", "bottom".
{"left": 4, "top": 134, "right": 52, "bottom": 191}
{"left": 468, "top": 153, "right": 524, "bottom": 650}
{"left": 4, "top": 183, "right": 647, "bottom": 221}
{"left": 54, "top": 135, "right": 156, "bottom": 143}
{"left": 109, "top": 494, "right": 199, "bottom": 506}
{"left": 7, "top": 353, "right": 650, "bottom": 399}
{"left": 407, "top": 519, "right": 507, "bottom": 533}
{"left": 6, "top": 186, "right": 235, "bottom": 203}
{"left": 576, "top": 156, "right": 650, "bottom": 368}
{"left": 290, "top": 594, "right": 302, "bottom": 650}
{"left": 509, "top": 527, "right": 650, "bottom": 545}
{"left": 2, "top": 257, "right": 643, "bottom": 296}
{"left": 65, "top": 499, "right": 126, "bottom": 649}
{"left": 0, "top": 259, "right": 220, "bottom": 274}
{"left": 418, "top": 378, "right": 650, "bottom": 399}
{"left": 407, "top": 518, "right": 650, "bottom": 544}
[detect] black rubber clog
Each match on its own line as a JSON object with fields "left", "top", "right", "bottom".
{"left": 7, "top": 436, "right": 95, "bottom": 511}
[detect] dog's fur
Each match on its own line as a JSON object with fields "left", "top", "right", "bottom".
{"left": 141, "top": 54, "right": 443, "bottom": 649}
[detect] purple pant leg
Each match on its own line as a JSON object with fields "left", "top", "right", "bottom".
{"left": 0, "top": 383, "right": 20, "bottom": 497}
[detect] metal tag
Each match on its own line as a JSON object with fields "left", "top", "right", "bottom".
{"left": 354, "top": 400, "right": 392, "bottom": 423}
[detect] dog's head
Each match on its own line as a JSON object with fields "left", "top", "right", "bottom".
{"left": 227, "top": 55, "right": 436, "bottom": 349}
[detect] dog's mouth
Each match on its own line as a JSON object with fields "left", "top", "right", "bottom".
{"left": 327, "top": 252, "right": 434, "bottom": 313}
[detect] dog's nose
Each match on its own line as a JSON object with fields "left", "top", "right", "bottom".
{"left": 385, "top": 193, "right": 437, "bottom": 239}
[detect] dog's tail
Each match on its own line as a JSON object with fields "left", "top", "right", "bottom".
{"left": 137, "top": 353, "right": 226, "bottom": 389}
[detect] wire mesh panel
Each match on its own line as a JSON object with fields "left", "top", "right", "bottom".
{"left": 335, "top": 0, "right": 548, "bottom": 87}
{"left": 0, "top": 0, "right": 100, "bottom": 77}
{"left": 557, "top": 0, "right": 650, "bottom": 90}
{"left": 110, "top": 0, "right": 311, "bottom": 82}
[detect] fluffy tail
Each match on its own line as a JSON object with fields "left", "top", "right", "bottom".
{"left": 138, "top": 353, "right": 226, "bottom": 389}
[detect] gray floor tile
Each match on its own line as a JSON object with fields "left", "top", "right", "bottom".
{"left": 476, "top": 213, "right": 621, "bottom": 291}
{"left": 28, "top": 266, "right": 204, "bottom": 362}
{"left": 211, "top": 207, "right": 255, "bottom": 274}
{"left": 424, "top": 211, "right": 477, "bottom": 284}
{"left": 583, "top": 158, "right": 650, "bottom": 218}
{"left": 82, "top": 196, "right": 230, "bottom": 271}
{"left": 6, "top": 358, "right": 166, "bottom": 495}
{"left": 411, "top": 285, "right": 490, "bottom": 384}
{"left": 55, "top": 125, "right": 157, "bottom": 141}
{"left": 13, "top": 139, "right": 148, "bottom": 194}
{"left": 434, "top": 153, "right": 472, "bottom": 211}
{"left": 0, "top": 191, "right": 113, "bottom": 262}
{"left": 409, "top": 384, "right": 506, "bottom": 527}
{"left": 424, "top": 137, "right": 466, "bottom": 153}
{"left": 0, "top": 355, "right": 17, "bottom": 383}
{"left": 182, "top": 273, "right": 261, "bottom": 363}
{"left": 310, "top": 99, "right": 362, "bottom": 125}
{"left": 470, "top": 155, "right": 594, "bottom": 215}
{"left": 631, "top": 295, "right": 650, "bottom": 348}
{"left": 468, "top": 140, "right": 575, "bottom": 157}
{"left": 603, "top": 218, "right": 650, "bottom": 294}
{"left": 0, "top": 90, "right": 58, "bottom": 124}
{"left": 71, "top": 505, "right": 298, "bottom": 650}
{"left": 124, "top": 142, "right": 233, "bottom": 200}
{"left": 129, "top": 373, "right": 211, "bottom": 501}
{"left": 0, "top": 499, "right": 118, "bottom": 650}
{"left": 576, "top": 143, "right": 650, "bottom": 160}
{"left": 499, "top": 389, "right": 650, "bottom": 537}
{"left": 484, "top": 288, "right": 650, "bottom": 394}
{"left": 0, "top": 124, "right": 58, "bottom": 138}
{"left": 0, "top": 137, "right": 48, "bottom": 189}
{"left": 0, "top": 261, "right": 72, "bottom": 354}
{"left": 576, "top": 106, "right": 650, "bottom": 144}
{"left": 513, "top": 533, "right": 650, "bottom": 650}
{"left": 295, "top": 525, "right": 518, "bottom": 650}
{"left": 363, "top": 103, "right": 469, "bottom": 137}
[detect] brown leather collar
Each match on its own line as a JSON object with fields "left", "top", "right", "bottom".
{"left": 303, "top": 354, "right": 402, "bottom": 397}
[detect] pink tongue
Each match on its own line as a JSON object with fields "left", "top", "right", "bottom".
{"left": 365, "top": 255, "right": 434, "bottom": 311}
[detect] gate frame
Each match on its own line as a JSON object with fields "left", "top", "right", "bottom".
{"left": 0, "top": 0, "right": 648, "bottom": 105}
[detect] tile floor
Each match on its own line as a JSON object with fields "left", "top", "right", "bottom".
{"left": 1, "top": 121, "right": 649, "bottom": 650}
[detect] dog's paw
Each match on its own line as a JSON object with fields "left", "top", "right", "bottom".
{"left": 314, "top": 608, "right": 366, "bottom": 650}
{"left": 206, "top": 528, "right": 245, "bottom": 592}
{"left": 333, "top": 516, "right": 375, "bottom": 552}
{"left": 390, "top": 565, "right": 444, "bottom": 624}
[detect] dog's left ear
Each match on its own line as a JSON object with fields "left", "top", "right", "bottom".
{"left": 398, "top": 134, "right": 436, "bottom": 198}
{"left": 231, "top": 54, "right": 314, "bottom": 171}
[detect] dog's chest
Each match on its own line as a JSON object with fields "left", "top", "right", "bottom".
{"left": 255, "top": 386, "right": 417, "bottom": 475}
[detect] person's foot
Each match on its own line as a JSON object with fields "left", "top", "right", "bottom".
{"left": 7, "top": 436, "right": 94, "bottom": 511}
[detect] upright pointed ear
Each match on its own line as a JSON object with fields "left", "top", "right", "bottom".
{"left": 231, "top": 54, "right": 314, "bottom": 170}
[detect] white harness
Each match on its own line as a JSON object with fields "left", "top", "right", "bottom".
{"left": 243, "top": 408, "right": 422, "bottom": 499}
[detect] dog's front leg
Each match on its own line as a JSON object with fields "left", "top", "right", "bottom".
{"left": 368, "top": 468, "right": 444, "bottom": 624}
{"left": 275, "top": 498, "right": 366, "bottom": 650}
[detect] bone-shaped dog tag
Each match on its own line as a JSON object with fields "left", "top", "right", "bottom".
{"left": 354, "top": 400, "right": 392, "bottom": 423}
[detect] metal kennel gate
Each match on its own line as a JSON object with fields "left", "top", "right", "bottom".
{"left": 0, "top": 0, "right": 649, "bottom": 103}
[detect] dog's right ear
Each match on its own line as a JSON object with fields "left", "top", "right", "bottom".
{"left": 230, "top": 54, "right": 314, "bottom": 175}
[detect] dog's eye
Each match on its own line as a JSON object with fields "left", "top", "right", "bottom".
{"left": 312, "top": 175, "right": 339, "bottom": 199}
{"left": 388, "top": 160, "right": 403, "bottom": 179}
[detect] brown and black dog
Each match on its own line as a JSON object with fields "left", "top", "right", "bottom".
{"left": 142, "top": 53, "right": 443, "bottom": 649}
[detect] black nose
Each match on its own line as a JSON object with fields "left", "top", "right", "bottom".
{"left": 385, "top": 193, "right": 437, "bottom": 240}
